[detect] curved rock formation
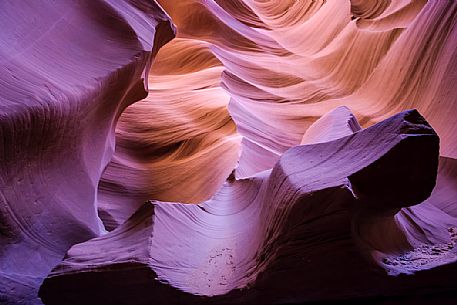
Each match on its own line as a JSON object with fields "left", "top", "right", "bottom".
{"left": 1, "top": 0, "right": 457, "bottom": 304}
{"left": 39, "top": 110, "right": 457, "bottom": 304}
{"left": 98, "top": 0, "right": 457, "bottom": 219}
{"left": 0, "top": 1, "right": 174, "bottom": 304}
{"left": 98, "top": 38, "right": 241, "bottom": 230}
{"left": 212, "top": 0, "right": 457, "bottom": 169}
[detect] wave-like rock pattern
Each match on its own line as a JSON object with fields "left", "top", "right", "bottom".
{"left": 98, "top": 38, "right": 241, "bottom": 230}
{"left": 154, "top": 0, "right": 457, "bottom": 177}
{"left": 101, "top": 0, "right": 456, "bottom": 214}
{"left": 224, "top": 0, "right": 456, "bottom": 171}
{"left": 1, "top": 0, "right": 457, "bottom": 304}
{"left": 0, "top": 1, "right": 174, "bottom": 304}
{"left": 39, "top": 110, "right": 457, "bottom": 304}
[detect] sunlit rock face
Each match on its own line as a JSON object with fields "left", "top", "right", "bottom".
{"left": 97, "top": 37, "right": 242, "bottom": 230}
{"left": 1, "top": 1, "right": 457, "bottom": 305}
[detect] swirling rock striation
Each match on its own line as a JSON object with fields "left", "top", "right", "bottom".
{"left": 39, "top": 110, "right": 457, "bottom": 305}
{"left": 102, "top": 0, "right": 457, "bottom": 213}
{"left": 97, "top": 0, "right": 457, "bottom": 230}
{"left": 1, "top": 0, "right": 457, "bottom": 304}
{"left": 0, "top": 1, "right": 174, "bottom": 304}
{"left": 98, "top": 38, "right": 241, "bottom": 230}
{"left": 151, "top": 0, "right": 457, "bottom": 177}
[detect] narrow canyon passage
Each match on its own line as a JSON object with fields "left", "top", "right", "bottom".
{"left": 1, "top": 1, "right": 456, "bottom": 305}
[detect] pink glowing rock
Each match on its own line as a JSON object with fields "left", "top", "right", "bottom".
{"left": 236, "top": 106, "right": 361, "bottom": 179}
{"left": 98, "top": 38, "right": 241, "bottom": 230}
{"left": 1, "top": 1, "right": 457, "bottom": 304}
{"left": 96, "top": 0, "right": 457, "bottom": 236}
{"left": 300, "top": 106, "right": 362, "bottom": 145}
{"left": 39, "top": 110, "right": 457, "bottom": 305}
{"left": 192, "top": 0, "right": 457, "bottom": 162}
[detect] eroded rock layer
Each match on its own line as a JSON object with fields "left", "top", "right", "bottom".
{"left": 97, "top": 0, "right": 457, "bottom": 223}
{"left": 150, "top": 0, "right": 457, "bottom": 178}
{"left": 0, "top": 1, "right": 174, "bottom": 304}
{"left": 98, "top": 38, "right": 241, "bottom": 230}
{"left": 1, "top": 0, "right": 456, "bottom": 304}
{"left": 39, "top": 110, "right": 457, "bottom": 305}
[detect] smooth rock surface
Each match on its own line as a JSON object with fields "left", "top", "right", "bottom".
{"left": 0, "top": 1, "right": 174, "bottom": 304}
{"left": 39, "top": 110, "right": 457, "bottom": 305}
{"left": 1, "top": 1, "right": 456, "bottom": 304}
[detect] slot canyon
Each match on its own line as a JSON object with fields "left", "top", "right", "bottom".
{"left": 1, "top": 1, "right": 457, "bottom": 304}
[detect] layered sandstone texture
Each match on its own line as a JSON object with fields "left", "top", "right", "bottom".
{"left": 0, "top": 1, "right": 175, "bottom": 304}
{"left": 1, "top": 1, "right": 457, "bottom": 305}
